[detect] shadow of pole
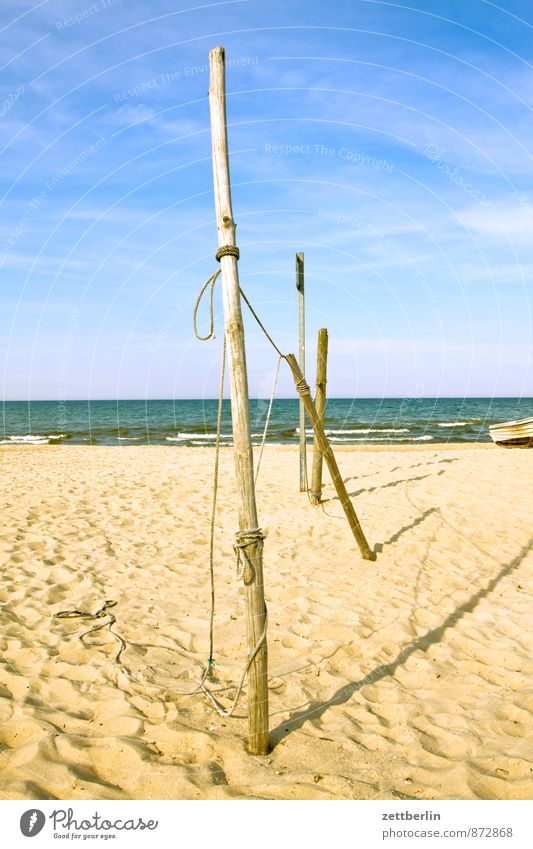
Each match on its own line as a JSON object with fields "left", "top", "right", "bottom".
{"left": 374, "top": 507, "right": 439, "bottom": 554}
{"left": 270, "top": 537, "right": 532, "bottom": 748}
{"left": 321, "top": 470, "right": 445, "bottom": 505}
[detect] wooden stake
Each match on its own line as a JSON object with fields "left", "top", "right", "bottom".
{"left": 208, "top": 46, "right": 269, "bottom": 754}
{"left": 285, "top": 353, "right": 376, "bottom": 561}
{"left": 310, "top": 328, "right": 328, "bottom": 505}
{"left": 296, "top": 252, "right": 306, "bottom": 491}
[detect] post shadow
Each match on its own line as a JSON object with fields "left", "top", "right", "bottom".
{"left": 270, "top": 537, "right": 532, "bottom": 747}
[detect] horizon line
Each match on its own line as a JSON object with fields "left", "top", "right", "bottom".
{"left": 2, "top": 396, "right": 532, "bottom": 403}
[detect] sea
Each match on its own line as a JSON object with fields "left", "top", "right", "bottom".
{"left": 1, "top": 398, "right": 531, "bottom": 446}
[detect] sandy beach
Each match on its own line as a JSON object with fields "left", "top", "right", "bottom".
{"left": 0, "top": 443, "right": 532, "bottom": 801}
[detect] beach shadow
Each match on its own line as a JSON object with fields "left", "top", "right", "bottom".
{"left": 373, "top": 507, "right": 439, "bottom": 554}
{"left": 23, "top": 782, "right": 60, "bottom": 801}
{"left": 322, "top": 470, "right": 445, "bottom": 504}
{"left": 323, "top": 457, "right": 458, "bottom": 491}
{"left": 270, "top": 537, "right": 532, "bottom": 748}
{"left": 389, "top": 457, "right": 459, "bottom": 474}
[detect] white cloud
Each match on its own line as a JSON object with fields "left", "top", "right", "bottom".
{"left": 457, "top": 196, "right": 533, "bottom": 242}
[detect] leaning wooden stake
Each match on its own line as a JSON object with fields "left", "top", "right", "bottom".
{"left": 310, "top": 328, "right": 328, "bottom": 505}
{"left": 286, "top": 354, "right": 376, "bottom": 561}
{"left": 208, "top": 45, "right": 269, "bottom": 754}
{"left": 296, "top": 252, "right": 306, "bottom": 491}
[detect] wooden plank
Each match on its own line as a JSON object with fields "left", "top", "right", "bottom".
{"left": 208, "top": 45, "right": 269, "bottom": 754}
{"left": 296, "top": 252, "right": 306, "bottom": 491}
{"left": 310, "top": 328, "right": 328, "bottom": 505}
{"left": 286, "top": 353, "right": 376, "bottom": 561}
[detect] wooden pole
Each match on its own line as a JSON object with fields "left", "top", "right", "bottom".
{"left": 296, "top": 252, "right": 306, "bottom": 491}
{"left": 285, "top": 353, "right": 376, "bottom": 561}
{"left": 208, "top": 46, "right": 269, "bottom": 754}
{"left": 310, "top": 328, "right": 328, "bottom": 505}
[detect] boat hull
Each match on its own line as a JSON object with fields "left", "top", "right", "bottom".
{"left": 489, "top": 416, "right": 533, "bottom": 447}
{"left": 493, "top": 436, "right": 533, "bottom": 447}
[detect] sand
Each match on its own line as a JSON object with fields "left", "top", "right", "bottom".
{"left": 0, "top": 443, "right": 532, "bottom": 800}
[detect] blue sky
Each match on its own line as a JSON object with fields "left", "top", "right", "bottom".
{"left": 1, "top": 0, "right": 532, "bottom": 399}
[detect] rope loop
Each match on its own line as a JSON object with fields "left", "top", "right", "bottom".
{"left": 193, "top": 270, "right": 221, "bottom": 341}
{"left": 193, "top": 246, "right": 239, "bottom": 341}
{"left": 216, "top": 245, "right": 240, "bottom": 262}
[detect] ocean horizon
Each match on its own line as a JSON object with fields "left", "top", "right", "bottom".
{"left": 2, "top": 397, "right": 531, "bottom": 446}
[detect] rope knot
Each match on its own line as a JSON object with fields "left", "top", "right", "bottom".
{"left": 233, "top": 527, "right": 265, "bottom": 579}
{"left": 216, "top": 245, "right": 240, "bottom": 262}
{"left": 296, "top": 377, "right": 311, "bottom": 397}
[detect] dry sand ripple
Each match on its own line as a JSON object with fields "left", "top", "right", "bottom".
{"left": 0, "top": 444, "right": 532, "bottom": 799}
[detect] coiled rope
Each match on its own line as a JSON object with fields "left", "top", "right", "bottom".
{"left": 54, "top": 600, "right": 127, "bottom": 664}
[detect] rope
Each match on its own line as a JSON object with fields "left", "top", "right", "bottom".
{"left": 216, "top": 245, "right": 240, "bottom": 261}
{"left": 234, "top": 527, "right": 265, "bottom": 579}
{"left": 238, "top": 285, "right": 286, "bottom": 360}
{"left": 238, "top": 276, "right": 315, "bottom": 502}
{"left": 296, "top": 376, "right": 311, "bottom": 396}
{"left": 205, "top": 332, "right": 226, "bottom": 668}
{"left": 198, "top": 525, "right": 268, "bottom": 718}
{"left": 255, "top": 355, "right": 282, "bottom": 485}
{"left": 53, "top": 258, "right": 311, "bottom": 712}
{"left": 193, "top": 252, "right": 269, "bottom": 717}
{"left": 200, "top": 602, "right": 268, "bottom": 718}
{"left": 193, "top": 270, "right": 220, "bottom": 341}
{"left": 202, "top": 527, "right": 267, "bottom": 718}
{"left": 54, "top": 600, "right": 127, "bottom": 664}
{"left": 196, "top": 243, "right": 286, "bottom": 360}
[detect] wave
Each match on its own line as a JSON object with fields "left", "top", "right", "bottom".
{"left": 190, "top": 440, "right": 232, "bottom": 446}
{"left": 436, "top": 422, "right": 469, "bottom": 427}
{"left": 298, "top": 426, "right": 412, "bottom": 436}
{"left": 329, "top": 434, "right": 433, "bottom": 443}
{"left": 325, "top": 427, "right": 410, "bottom": 435}
{"left": 167, "top": 431, "right": 266, "bottom": 442}
{"left": 0, "top": 433, "right": 67, "bottom": 445}
{"left": 166, "top": 432, "right": 233, "bottom": 441}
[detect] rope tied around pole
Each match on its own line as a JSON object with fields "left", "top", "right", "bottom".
{"left": 192, "top": 251, "right": 375, "bottom": 711}
{"left": 295, "top": 377, "right": 311, "bottom": 397}
{"left": 216, "top": 244, "right": 240, "bottom": 261}
{"left": 233, "top": 527, "right": 265, "bottom": 580}
{"left": 192, "top": 247, "right": 240, "bottom": 341}
{"left": 192, "top": 252, "right": 271, "bottom": 718}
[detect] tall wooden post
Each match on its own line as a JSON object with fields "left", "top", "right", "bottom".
{"left": 286, "top": 354, "right": 376, "bottom": 561}
{"left": 208, "top": 46, "right": 269, "bottom": 754}
{"left": 296, "top": 252, "right": 306, "bottom": 491}
{"left": 310, "top": 328, "right": 328, "bottom": 505}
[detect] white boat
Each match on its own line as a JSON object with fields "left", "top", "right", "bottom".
{"left": 489, "top": 417, "right": 533, "bottom": 447}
